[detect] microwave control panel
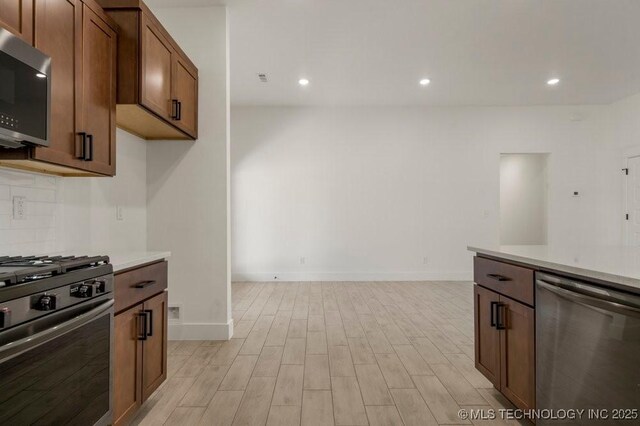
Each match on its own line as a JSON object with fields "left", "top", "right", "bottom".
{"left": 0, "top": 113, "right": 18, "bottom": 130}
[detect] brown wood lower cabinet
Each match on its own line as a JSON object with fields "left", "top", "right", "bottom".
{"left": 114, "top": 303, "right": 144, "bottom": 424}
{"left": 142, "top": 291, "right": 168, "bottom": 401}
{"left": 474, "top": 281, "right": 535, "bottom": 412}
{"left": 114, "top": 262, "right": 168, "bottom": 426}
{"left": 474, "top": 285, "right": 501, "bottom": 387}
{"left": 500, "top": 295, "right": 535, "bottom": 411}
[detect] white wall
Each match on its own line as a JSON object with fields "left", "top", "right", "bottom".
{"left": 500, "top": 154, "right": 548, "bottom": 245}
{"left": 146, "top": 6, "right": 231, "bottom": 340}
{"left": 231, "top": 105, "right": 616, "bottom": 281}
{"left": 0, "top": 128, "right": 147, "bottom": 254}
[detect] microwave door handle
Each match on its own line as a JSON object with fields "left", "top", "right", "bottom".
{"left": 537, "top": 280, "right": 640, "bottom": 318}
{"left": 0, "top": 299, "right": 114, "bottom": 364}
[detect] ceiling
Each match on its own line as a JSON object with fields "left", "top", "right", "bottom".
{"left": 148, "top": 0, "right": 640, "bottom": 107}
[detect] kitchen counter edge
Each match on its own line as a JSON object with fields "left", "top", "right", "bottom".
{"left": 468, "top": 246, "right": 640, "bottom": 295}
{"left": 110, "top": 252, "right": 171, "bottom": 273}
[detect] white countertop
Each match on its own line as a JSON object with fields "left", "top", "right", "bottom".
{"left": 468, "top": 245, "right": 640, "bottom": 294}
{"left": 106, "top": 251, "right": 171, "bottom": 272}
{"left": 48, "top": 250, "right": 171, "bottom": 273}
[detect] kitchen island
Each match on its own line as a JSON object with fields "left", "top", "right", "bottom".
{"left": 468, "top": 245, "right": 640, "bottom": 294}
{"left": 467, "top": 245, "right": 640, "bottom": 421}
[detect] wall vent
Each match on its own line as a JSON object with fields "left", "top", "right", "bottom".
{"left": 258, "top": 73, "right": 268, "bottom": 83}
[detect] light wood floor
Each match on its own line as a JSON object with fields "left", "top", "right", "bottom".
{"left": 131, "top": 281, "right": 521, "bottom": 426}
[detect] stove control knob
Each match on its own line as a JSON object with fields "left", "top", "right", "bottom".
{"left": 77, "top": 284, "right": 93, "bottom": 298}
{"left": 94, "top": 280, "right": 106, "bottom": 294}
{"left": 36, "top": 294, "right": 57, "bottom": 311}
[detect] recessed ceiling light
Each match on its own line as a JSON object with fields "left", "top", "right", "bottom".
{"left": 547, "top": 78, "right": 560, "bottom": 86}
{"left": 419, "top": 78, "right": 431, "bottom": 86}
{"left": 298, "top": 78, "right": 310, "bottom": 86}
{"left": 36, "top": 73, "right": 46, "bottom": 78}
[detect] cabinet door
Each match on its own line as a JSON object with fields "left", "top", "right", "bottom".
{"left": 31, "top": 0, "right": 85, "bottom": 169}
{"left": 171, "top": 55, "right": 198, "bottom": 138}
{"left": 114, "top": 303, "right": 144, "bottom": 426}
{"left": 474, "top": 285, "right": 501, "bottom": 387}
{"left": 80, "top": 3, "right": 116, "bottom": 175}
{"left": 140, "top": 14, "right": 173, "bottom": 120}
{"left": 142, "top": 291, "right": 168, "bottom": 401}
{"left": 0, "top": 0, "right": 32, "bottom": 43}
{"left": 499, "top": 296, "right": 535, "bottom": 411}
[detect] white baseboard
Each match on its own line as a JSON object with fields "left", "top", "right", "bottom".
{"left": 232, "top": 271, "right": 473, "bottom": 282}
{"left": 169, "top": 319, "right": 234, "bottom": 340}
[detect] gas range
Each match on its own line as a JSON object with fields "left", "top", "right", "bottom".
{"left": 0, "top": 255, "right": 114, "bottom": 425}
{"left": 0, "top": 255, "right": 113, "bottom": 329}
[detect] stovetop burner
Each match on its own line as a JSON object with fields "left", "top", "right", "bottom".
{"left": 0, "top": 255, "right": 110, "bottom": 287}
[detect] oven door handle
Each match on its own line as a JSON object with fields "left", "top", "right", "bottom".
{"left": 536, "top": 280, "right": 640, "bottom": 317}
{"left": 0, "top": 299, "right": 114, "bottom": 364}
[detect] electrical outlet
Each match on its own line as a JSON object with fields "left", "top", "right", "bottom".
{"left": 300, "top": 257, "right": 306, "bottom": 265}
{"left": 168, "top": 306, "right": 181, "bottom": 321}
{"left": 13, "top": 196, "right": 26, "bottom": 220}
{"left": 116, "top": 206, "right": 124, "bottom": 221}
{"left": 423, "top": 256, "right": 429, "bottom": 265}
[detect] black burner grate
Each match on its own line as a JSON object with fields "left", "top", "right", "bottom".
{"left": 0, "top": 255, "right": 110, "bottom": 286}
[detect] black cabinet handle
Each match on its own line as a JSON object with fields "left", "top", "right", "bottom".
{"left": 134, "top": 280, "right": 157, "bottom": 289}
{"left": 144, "top": 309, "right": 153, "bottom": 337}
{"left": 487, "top": 273, "right": 511, "bottom": 282}
{"left": 138, "top": 312, "right": 148, "bottom": 341}
{"left": 496, "top": 303, "right": 506, "bottom": 330}
{"left": 77, "top": 132, "right": 87, "bottom": 159}
{"left": 490, "top": 301, "right": 498, "bottom": 327}
{"left": 177, "top": 101, "right": 182, "bottom": 121}
{"left": 171, "top": 99, "right": 179, "bottom": 119}
{"left": 85, "top": 134, "right": 93, "bottom": 161}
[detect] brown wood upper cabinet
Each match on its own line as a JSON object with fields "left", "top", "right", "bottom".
{"left": 0, "top": 0, "right": 117, "bottom": 176}
{"left": 97, "top": 0, "right": 199, "bottom": 140}
{"left": 0, "top": 0, "right": 33, "bottom": 43}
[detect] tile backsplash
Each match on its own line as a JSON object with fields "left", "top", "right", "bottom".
{"left": 0, "top": 169, "right": 61, "bottom": 255}
{"left": 0, "top": 129, "right": 149, "bottom": 256}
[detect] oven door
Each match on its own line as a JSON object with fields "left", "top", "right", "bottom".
{"left": 0, "top": 296, "right": 113, "bottom": 426}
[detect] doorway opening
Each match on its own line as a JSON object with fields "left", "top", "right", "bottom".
{"left": 500, "top": 153, "right": 549, "bottom": 245}
{"left": 624, "top": 154, "right": 640, "bottom": 246}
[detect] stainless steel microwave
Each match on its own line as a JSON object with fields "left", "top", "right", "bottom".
{"left": 0, "top": 28, "right": 51, "bottom": 148}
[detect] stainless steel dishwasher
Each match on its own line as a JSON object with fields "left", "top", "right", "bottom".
{"left": 536, "top": 272, "right": 640, "bottom": 424}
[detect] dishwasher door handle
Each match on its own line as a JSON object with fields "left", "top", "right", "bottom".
{"left": 536, "top": 280, "right": 640, "bottom": 318}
